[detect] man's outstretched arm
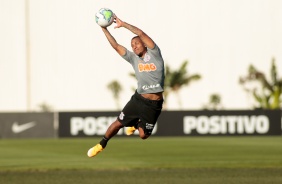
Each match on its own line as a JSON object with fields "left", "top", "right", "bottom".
{"left": 101, "top": 27, "right": 126, "bottom": 56}
{"left": 114, "top": 15, "right": 155, "bottom": 49}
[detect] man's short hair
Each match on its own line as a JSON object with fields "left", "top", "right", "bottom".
{"left": 131, "top": 36, "right": 139, "bottom": 41}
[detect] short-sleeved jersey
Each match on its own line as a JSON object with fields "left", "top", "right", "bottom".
{"left": 121, "top": 44, "right": 165, "bottom": 94}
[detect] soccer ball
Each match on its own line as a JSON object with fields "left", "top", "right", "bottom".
{"left": 95, "top": 8, "right": 114, "bottom": 27}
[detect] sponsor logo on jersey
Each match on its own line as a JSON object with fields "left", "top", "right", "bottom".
{"left": 138, "top": 63, "right": 157, "bottom": 72}
{"left": 142, "top": 84, "right": 160, "bottom": 90}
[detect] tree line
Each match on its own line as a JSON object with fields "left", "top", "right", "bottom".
{"left": 107, "top": 58, "right": 282, "bottom": 110}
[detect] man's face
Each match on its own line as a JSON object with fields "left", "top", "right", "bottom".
{"left": 131, "top": 37, "right": 146, "bottom": 57}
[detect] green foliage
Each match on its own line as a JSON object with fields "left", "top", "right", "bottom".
{"left": 165, "top": 60, "right": 201, "bottom": 91}
{"left": 38, "top": 102, "right": 53, "bottom": 112}
{"left": 203, "top": 93, "right": 223, "bottom": 110}
{"left": 107, "top": 80, "right": 123, "bottom": 109}
{"left": 239, "top": 58, "right": 282, "bottom": 109}
{"left": 128, "top": 60, "right": 201, "bottom": 109}
{"left": 164, "top": 60, "right": 201, "bottom": 108}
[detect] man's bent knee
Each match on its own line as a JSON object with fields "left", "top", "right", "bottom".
{"left": 139, "top": 133, "right": 150, "bottom": 140}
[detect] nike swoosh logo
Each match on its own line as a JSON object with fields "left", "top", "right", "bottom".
{"left": 12, "top": 121, "right": 37, "bottom": 133}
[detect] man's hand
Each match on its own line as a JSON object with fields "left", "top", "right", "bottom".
{"left": 113, "top": 14, "right": 123, "bottom": 29}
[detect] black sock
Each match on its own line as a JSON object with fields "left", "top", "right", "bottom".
{"left": 99, "top": 136, "right": 109, "bottom": 148}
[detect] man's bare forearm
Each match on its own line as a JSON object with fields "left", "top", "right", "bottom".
{"left": 122, "top": 22, "right": 143, "bottom": 36}
{"left": 102, "top": 28, "right": 119, "bottom": 49}
{"left": 101, "top": 27, "right": 126, "bottom": 56}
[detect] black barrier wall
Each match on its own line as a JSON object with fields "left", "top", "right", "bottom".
{"left": 58, "top": 112, "right": 121, "bottom": 137}
{"left": 0, "top": 113, "right": 55, "bottom": 138}
{"left": 157, "top": 110, "right": 281, "bottom": 136}
{"left": 58, "top": 110, "right": 282, "bottom": 137}
{"left": 0, "top": 111, "right": 280, "bottom": 138}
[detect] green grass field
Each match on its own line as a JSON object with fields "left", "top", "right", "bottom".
{"left": 0, "top": 137, "right": 282, "bottom": 184}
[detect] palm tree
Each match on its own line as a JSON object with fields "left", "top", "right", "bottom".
{"left": 165, "top": 60, "right": 201, "bottom": 108}
{"left": 128, "top": 60, "right": 201, "bottom": 109}
{"left": 107, "top": 80, "right": 123, "bottom": 110}
{"left": 239, "top": 58, "right": 282, "bottom": 109}
{"left": 38, "top": 102, "right": 53, "bottom": 112}
{"left": 203, "top": 93, "right": 222, "bottom": 110}
{"left": 128, "top": 72, "right": 137, "bottom": 92}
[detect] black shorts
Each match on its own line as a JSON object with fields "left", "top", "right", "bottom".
{"left": 117, "top": 91, "right": 163, "bottom": 135}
